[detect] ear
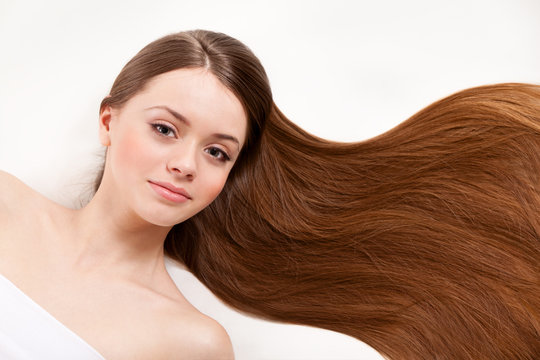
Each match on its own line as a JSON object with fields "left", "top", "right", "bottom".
{"left": 99, "top": 105, "right": 113, "bottom": 146}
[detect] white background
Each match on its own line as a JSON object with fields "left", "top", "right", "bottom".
{"left": 1, "top": 0, "right": 539, "bottom": 359}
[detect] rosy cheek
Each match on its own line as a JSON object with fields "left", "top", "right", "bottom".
{"left": 120, "top": 132, "right": 137, "bottom": 158}
{"left": 202, "top": 175, "right": 228, "bottom": 205}
{"left": 114, "top": 129, "right": 155, "bottom": 173}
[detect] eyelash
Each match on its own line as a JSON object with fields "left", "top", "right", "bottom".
{"left": 205, "top": 147, "right": 231, "bottom": 162}
{"left": 152, "top": 123, "right": 177, "bottom": 137}
{"left": 151, "top": 123, "right": 231, "bottom": 163}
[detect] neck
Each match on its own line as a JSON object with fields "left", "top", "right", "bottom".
{"left": 63, "top": 184, "right": 173, "bottom": 285}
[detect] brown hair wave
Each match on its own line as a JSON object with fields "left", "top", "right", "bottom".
{"left": 95, "top": 30, "right": 540, "bottom": 359}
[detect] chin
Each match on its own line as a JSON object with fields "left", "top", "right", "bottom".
{"left": 142, "top": 207, "right": 203, "bottom": 228}
{"left": 147, "top": 214, "right": 191, "bottom": 227}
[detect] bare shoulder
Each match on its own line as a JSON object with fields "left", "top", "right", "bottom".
{"left": 0, "top": 170, "right": 38, "bottom": 214}
{"left": 191, "top": 315, "right": 234, "bottom": 358}
{"left": 153, "top": 302, "right": 234, "bottom": 359}
{"left": 0, "top": 170, "right": 29, "bottom": 190}
{"left": 0, "top": 170, "right": 58, "bottom": 247}
{"left": 0, "top": 170, "right": 28, "bottom": 222}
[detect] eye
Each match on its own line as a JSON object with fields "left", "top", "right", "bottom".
{"left": 205, "top": 146, "right": 231, "bottom": 162}
{"left": 151, "top": 123, "right": 176, "bottom": 138}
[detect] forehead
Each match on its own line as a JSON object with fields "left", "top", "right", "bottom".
{"left": 128, "top": 68, "right": 248, "bottom": 145}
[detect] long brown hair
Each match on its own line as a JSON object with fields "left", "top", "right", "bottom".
{"left": 96, "top": 30, "right": 540, "bottom": 359}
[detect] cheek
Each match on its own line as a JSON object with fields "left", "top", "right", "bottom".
{"left": 112, "top": 129, "right": 159, "bottom": 177}
{"left": 199, "top": 169, "right": 230, "bottom": 205}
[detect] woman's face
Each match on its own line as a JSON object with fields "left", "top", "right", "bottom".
{"left": 99, "top": 68, "right": 247, "bottom": 227}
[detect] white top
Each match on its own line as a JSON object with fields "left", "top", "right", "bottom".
{"left": 0, "top": 273, "right": 105, "bottom": 360}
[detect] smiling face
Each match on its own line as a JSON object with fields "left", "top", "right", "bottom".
{"left": 98, "top": 68, "right": 247, "bottom": 227}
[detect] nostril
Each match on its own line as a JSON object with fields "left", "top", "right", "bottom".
{"left": 169, "top": 166, "right": 195, "bottom": 179}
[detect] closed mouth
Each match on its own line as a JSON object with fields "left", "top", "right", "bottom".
{"left": 148, "top": 180, "right": 192, "bottom": 200}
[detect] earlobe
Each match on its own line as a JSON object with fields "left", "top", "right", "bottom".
{"left": 99, "top": 106, "right": 113, "bottom": 146}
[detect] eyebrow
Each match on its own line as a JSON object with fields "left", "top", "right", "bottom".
{"left": 145, "top": 105, "right": 240, "bottom": 148}
{"left": 146, "top": 105, "right": 190, "bottom": 125}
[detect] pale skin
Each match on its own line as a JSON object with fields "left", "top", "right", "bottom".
{"left": 0, "top": 68, "right": 247, "bottom": 359}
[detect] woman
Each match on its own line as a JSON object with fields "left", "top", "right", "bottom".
{"left": 0, "top": 30, "right": 254, "bottom": 359}
{"left": 1, "top": 30, "right": 539, "bottom": 360}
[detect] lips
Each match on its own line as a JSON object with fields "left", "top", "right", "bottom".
{"left": 148, "top": 180, "right": 192, "bottom": 203}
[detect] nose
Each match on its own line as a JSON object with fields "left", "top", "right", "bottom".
{"left": 167, "top": 143, "right": 197, "bottom": 180}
